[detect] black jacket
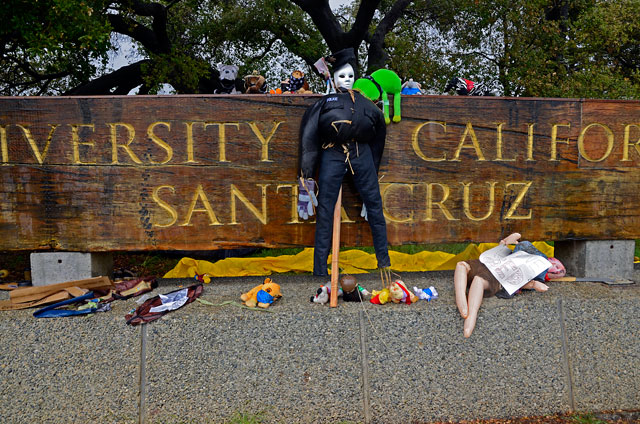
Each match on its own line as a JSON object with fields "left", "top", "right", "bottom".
{"left": 299, "top": 88, "right": 387, "bottom": 179}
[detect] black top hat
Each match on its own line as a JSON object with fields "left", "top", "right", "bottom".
{"left": 326, "top": 48, "right": 358, "bottom": 78}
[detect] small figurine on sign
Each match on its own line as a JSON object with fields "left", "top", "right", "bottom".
{"left": 240, "top": 277, "right": 282, "bottom": 308}
{"left": 215, "top": 64, "right": 244, "bottom": 94}
{"left": 244, "top": 70, "right": 267, "bottom": 94}
{"left": 401, "top": 78, "right": 423, "bottom": 95}
{"left": 283, "top": 70, "right": 313, "bottom": 94}
{"left": 444, "top": 77, "right": 493, "bottom": 96}
{"left": 353, "top": 68, "right": 403, "bottom": 123}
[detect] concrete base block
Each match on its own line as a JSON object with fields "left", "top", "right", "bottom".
{"left": 553, "top": 240, "right": 635, "bottom": 280}
{"left": 30, "top": 252, "right": 113, "bottom": 286}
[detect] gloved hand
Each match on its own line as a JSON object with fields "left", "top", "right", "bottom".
{"left": 298, "top": 178, "right": 318, "bottom": 220}
{"left": 360, "top": 204, "right": 368, "bottom": 221}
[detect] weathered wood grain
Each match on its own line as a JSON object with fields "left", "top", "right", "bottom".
{"left": 0, "top": 94, "right": 638, "bottom": 251}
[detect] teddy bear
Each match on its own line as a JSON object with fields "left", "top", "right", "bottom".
{"left": 215, "top": 64, "right": 243, "bottom": 94}
{"left": 283, "top": 70, "right": 313, "bottom": 94}
{"left": 240, "top": 277, "right": 282, "bottom": 308}
{"left": 389, "top": 279, "right": 418, "bottom": 305}
{"left": 244, "top": 70, "right": 267, "bottom": 94}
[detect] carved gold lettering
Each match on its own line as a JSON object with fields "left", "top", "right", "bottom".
{"left": 452, "top": 122, "right": 485, "bottom": 161}
{"left": 462, "top": 182, "right": 496, "bottom": 221}
{"left": 622, "top": 124, "right": 640, "bottom": 162}
{"left": 230, "top": 184, "right": 268, "bottom": 225}
{"left": 424, "top": 183, "right": 457, "bottom": 221}
{"left": 147, "top": 122, "right": 173, "bottom": 164}
{"left": 16, "top": 124, "right": 58, "bottom": 165}
{"left": 411, "top": 121, "right": 446, "bottom": 161}
{"left": 276, "top": 183, "right": 302, "bottom": 224}
{"left": 578, "top": 123, "right": 613, "bottom": 162}
{"left": 504, "top": 181, "right": 532, "bottom": 220}
{"left": 69, "top": 124, "right": 96, "bottom": 165}
{"left": 181, "top": 184, "right": 222, "bottom": 226}
{"left": 494, "top": 123, "right": 515, "bottom": 161}
{"left": 204, "top": 122, "right": 240, "bottom": 163}
{"left": 108, "top": 123, "right": 143, "bottom": 164}
{"left": 550, "top": 123, "right": 571, "bottom": 161}
{"left": 380, "top": 183, "right": 414, "bottom": 222}
{"left": 526, "top": 123, "right": 535, "bottom": 161}
{"left": 152, "top": 185, "right": 179, "bottom": 227}
{"left": 184, "top": 121, "right": 199, "bottom": 163}
{"left": 246, "top": 121, "right": 283, "bottom": 162}
{"left": 0, "top": 125, "right": 7, "bottom": 163}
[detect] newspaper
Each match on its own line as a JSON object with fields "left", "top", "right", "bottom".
{"left": 479, "top": 245, "right": 551, "bottom": 295}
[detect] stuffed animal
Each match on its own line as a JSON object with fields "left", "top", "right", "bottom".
{"left": 401, "top": 78, "right": 423, "bottom": 95}
{"left": 310, "top": 284, "right": 342, "bottom": 305}
{"left": 244, "top": 70, "right": 267, "bottom": 94}
{"left": 283, "top": 70, "right": 313, "bottom": 94}
{"left": 370, "top": 287, "right": 390, "bottom": 305}
{"left": 186, "top": 266, "right": 211, "bottom": 284}
{"left": 240, "top": 277, "right": 282, "bottom": 308}
{"left": 353, "top": 68, "right": 402, "bottom": 124}
{"left": 413, "top": 286, "right": 438, "bottom": 301}
{"left": 389, "top": 280, "right": 418, "bottom": 305}
{"left": 215, "top": 64, "right": 243, "bottom": 94}
{"left": 444, "top": 77, "right": 493, "bottom": 96}
{"left": 340, "top": 275, "right": 370, "bottom": 302}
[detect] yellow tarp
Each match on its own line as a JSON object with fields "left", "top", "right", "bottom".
{"left": 163, "top": 242, "right": 554, "bottom": 279}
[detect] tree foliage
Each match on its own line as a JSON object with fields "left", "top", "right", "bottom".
{"left": 1, "top": 0, "right": 638, "bottom": 98}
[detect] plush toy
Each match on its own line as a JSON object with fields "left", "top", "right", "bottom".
{"left": 389, "top": 280, "right": 418, "bottom": 305}
{"left": 244, "top": 70, "right": 267, "bottom": 94}
{"left": 413, "top": 286, "right": 438, "bottom": 301}
{"left": 401, "top": 78, "right": 423, "bottom": 95}
{"left": 370, "top": 287, "right": 390, "bottom": 304}
{"left": 215, "top": 64, "right": 243, "bottom": 94}
{"left": 444, "top": 77, "right": 493, "bottom": 96}
{"left": 353, "top": 68, "right": 402, "bottom": 124}
{"left": 283, "top": 70, "right": 313, "bottom": 94}
{"left": 310, "top": 284, "right": 342, "bottom": 305}
{"left": 340, "top": 275, "right": 370, "bottom": 302}
{"left": 240, "top": 277, "right": 282, "bottom": 308}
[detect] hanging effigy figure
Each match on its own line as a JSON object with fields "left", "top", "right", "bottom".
{"left": 297, "top": 48, "right": 391, "bottom": 277}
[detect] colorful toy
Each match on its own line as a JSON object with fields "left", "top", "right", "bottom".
{"left": 340, "top": 275, "right": 370, "bottom": 302}
{"left": 240, "top": 277, "right": 282, "bottom": 308}
{"left": 413, "top": 286, "right": 438, "bottom": 301}
{"left": 370, "top": 287, "right": 390, "bottom": 304}
{"left": 389, "top": 279, "right": 418, "bottom": 304}
{"left": 401, "top": 78, "right": 423, "bottom": 95}
{"left": 187, "top": 266, "right": 211, "bottom": 284}
{"left": 353, "top": 68, "right": 402, "bottom": 124}
{"left": 444, "top": 77, "right": 493, "bottom": 96}
{"left": 283, "top": 70, "right": 313, "bottom": 94}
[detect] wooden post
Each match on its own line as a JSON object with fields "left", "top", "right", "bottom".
{"left": 330, "top": 187, "right": 342, "bottom": 308}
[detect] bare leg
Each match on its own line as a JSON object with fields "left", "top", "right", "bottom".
{"left": 454, "top": 261, "right": 470, "bottom": 318}
{"left": 500, "top": 232, "right": 521, "bottom": 245}
{"left": 464, "top": 276, "right": 489, "bottom": 338}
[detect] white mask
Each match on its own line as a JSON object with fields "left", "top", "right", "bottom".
{"left": 333, "top": 64, "right": 355, "bottom": 90}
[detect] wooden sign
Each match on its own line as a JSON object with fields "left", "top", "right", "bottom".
{"left": 0, "top": 95, "right": 639, "bottom": 251}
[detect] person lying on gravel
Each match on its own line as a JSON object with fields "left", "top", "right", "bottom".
{"left": 453, "top": 233, "right": 558, "bottom": 338}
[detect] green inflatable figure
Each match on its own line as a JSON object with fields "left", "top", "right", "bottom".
{"left": 353, "top": 69, "right": 402, "bottom": 124}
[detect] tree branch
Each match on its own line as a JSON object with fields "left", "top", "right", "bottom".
{"left": 65, "top": 60, "right": 149, "bottom": 95}
{"left": 367, "top": 0, "right": 412, "bottom": 72}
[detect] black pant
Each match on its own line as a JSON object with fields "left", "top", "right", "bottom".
{"left": 313, "top": 142, "right": 391, "bottom": 276}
